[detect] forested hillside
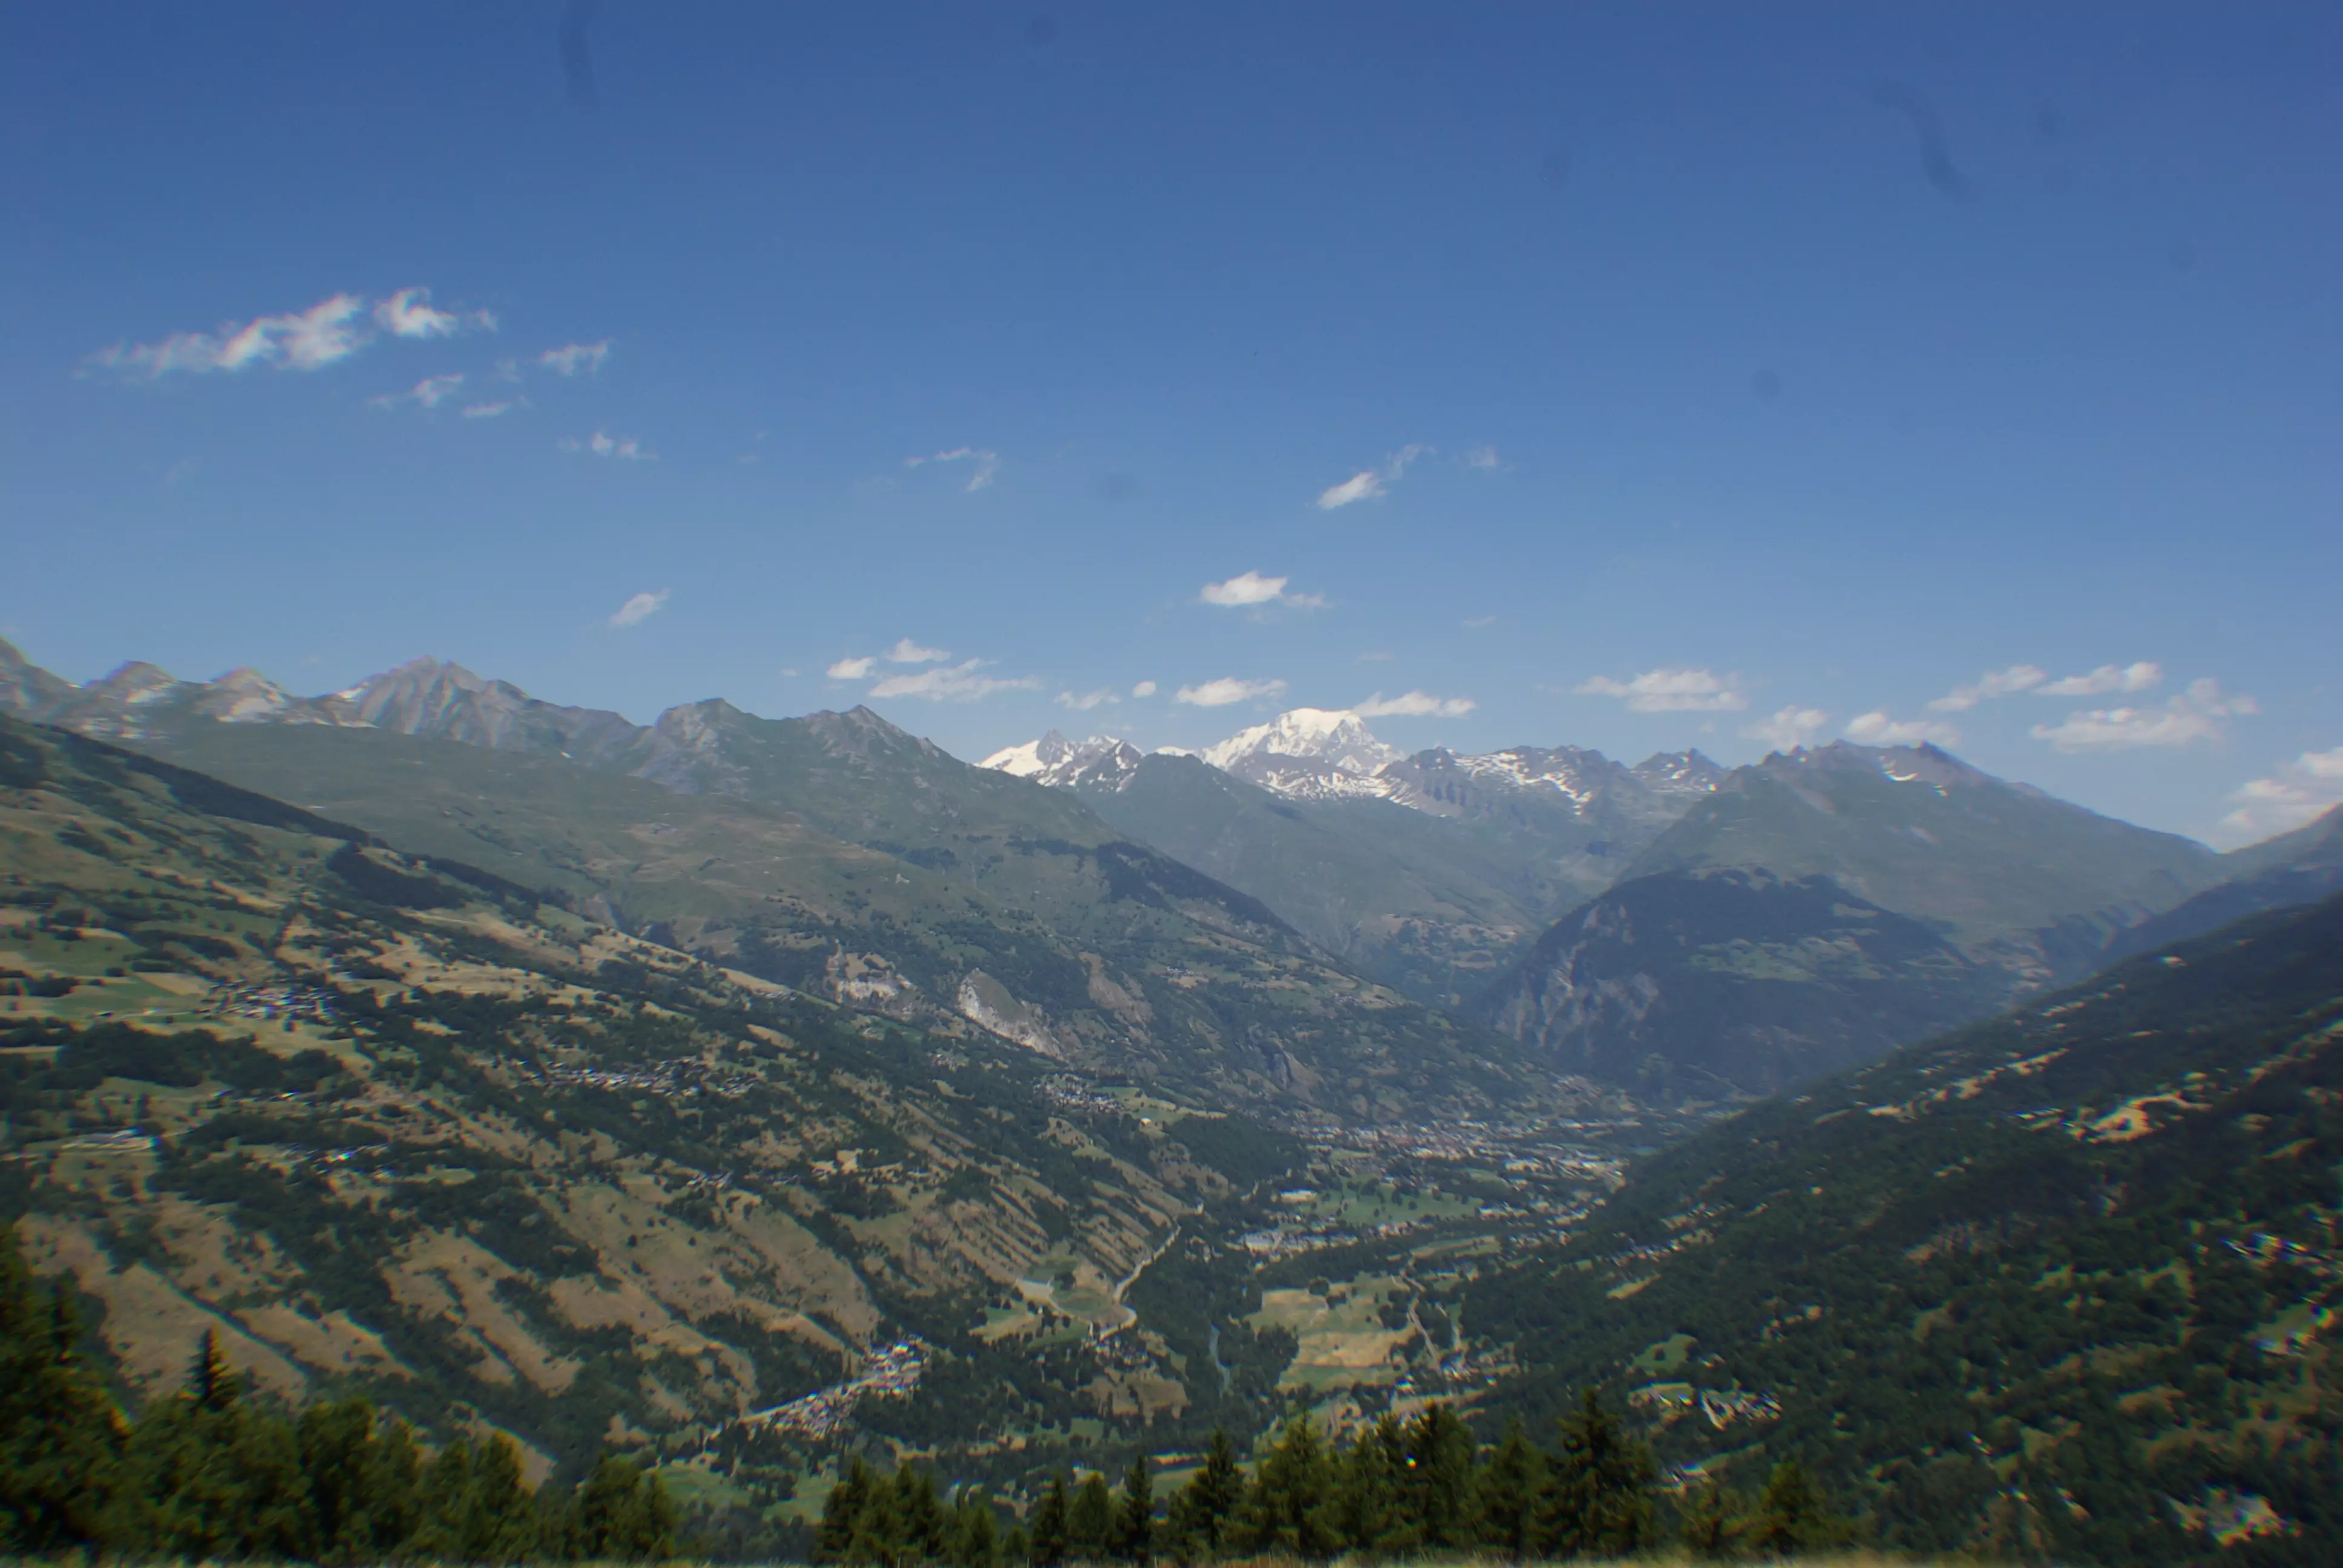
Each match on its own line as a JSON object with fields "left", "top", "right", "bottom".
{"left": 1467, "top": 890, "right": 2343, "bottom": 1564}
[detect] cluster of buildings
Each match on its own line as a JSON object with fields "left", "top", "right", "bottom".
{"left": 1630, "top": 1382, "right": 1783, "bottom": 1431}
{"left": 203, "top": 982, "right": 338, "bottom": 1026}
{"left": 732, "top": 1338, "right": 930, "bottom": 1440}
{"left": 528, "top": 1056, "right": 760, "bottom": 1100}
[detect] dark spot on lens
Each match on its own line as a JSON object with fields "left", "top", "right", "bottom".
{"left": 1025, "top": 15, "right": 1058, "bottom": 46}
{"left": 1751, "top": 370, "right": 1782, "bottom": 402}
{"left": 1539, "top": 148, "right": 1571, "bottom": 190}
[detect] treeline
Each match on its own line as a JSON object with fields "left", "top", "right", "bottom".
{"left": 822, "top": 1397, "right": 1852, "bottom": 1565}
{"left": 0, "top": 1225, "right": 673, "bottom": 1561}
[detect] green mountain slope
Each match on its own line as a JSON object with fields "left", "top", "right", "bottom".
{"left": 1070, "top": 754, "right": 1555, "bottom": 1005}
{"left": 1623, "top": 741, "right": 2222, "bottom": 982}
{"left": 0, "top": 713, "right": 1305, "bottom": 1484}
{"left": 1464, "top": 891, "right": 2343, "bottom": 1563}
{"left": 125, "top": 717, "right": 1533, "bottom": 1120}
{"left": 1476, "top": 869, "right": 2012, "bottom": 1101}
{"left": 2102, "top": 806, "right": 2343, "bottom": 964}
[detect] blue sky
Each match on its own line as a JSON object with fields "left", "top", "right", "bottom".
{"left": 3, "top": 3, "right": 2337, "bottom": 843}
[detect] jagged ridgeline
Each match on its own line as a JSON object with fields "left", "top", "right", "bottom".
{"left": 1464, "top": 889, "right": 2343, "bottom": 1562}
{"left": 0, "top": 642, "right": 1545, "bottom": 1119}
{"left": 0, "top": 714, "right": 1309, "bottom": 1488}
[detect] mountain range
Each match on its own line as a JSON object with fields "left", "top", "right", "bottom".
{"left": 10, "top": 636, "right": 2339, "bottom": 1107}
{"left": 0, "top": 641, "right": 1549, "bottom": 1120}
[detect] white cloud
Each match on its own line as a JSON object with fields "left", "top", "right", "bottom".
{"left": 1354, "top": 691, "right": 1476, "bottom": 719}
{"left": 1057, "top": 689, "right": 1120, "bottom": 710}
{"left": 607, "top": 589, "right": 669, "bottom": 629}
{"left": 867, "top": 659, "right": 1041, "bottom": 702}
{"left": 826, "top": 656, "right": 877, "bottom": 680}
{"left": 90, "top": 292, "right": 371, "bottom": 378}
{"left": 1575, "top": 667, "right": 1748, "bottom": 713}
{"left": 2038, "top": 661, "right": 2163, "bottom": 697}
{"left": 1462, "top": 615, "right": 1496, "bottom": 629}
{"left": 1464, "top": 445, "right": 1501, "bottom": 469}
{"left": 1845, "top": 711, "right": 1962, "bottom": 747}
{"left": 1930, "top": 664, "right": 2046, "bottom": 711}
{"left": 1132, "top": 681, "right": 1158, "bottom": 698}
{"left": 371, "top": 373, "right": 466, "bottom": 411}
{"left": 885, "top": 638, "right": 951, "bottom": 664}
{"left": 906, "top": 446, "right": 1001, "bottom": 492}
{"left": 561, "top": 430, "right": 654, "bottom": 460}
{"left": 1743, "top": 706, "right": 1832, "bottom": 750}
{"left": 1315, "top": 443, "right": 1429, "bottom": 509}
{"left": 1198, "top": 569, "right": 1325, "bottom": 610}
{"left": 1175, "top": 676, "right": 1289, "bottom": 708}
{"left": 1200, "top": 570, "right": 1287, "bottom": 607}
{"left": 2030, "top": 678, "right": 2255, "bottom": 752}
{"left": 461, "top": 400, "right": 514, "bottom": 419}
{"left": 537, "top": 340, "right": 612, "bottom": 377}
{"left": 374, "top": 287, "right": 494, "bottom": 339}
{"left": 2217, "top": 747, "right": 2343, "bottom": 844}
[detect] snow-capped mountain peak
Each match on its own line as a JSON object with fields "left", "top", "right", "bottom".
{"left": 981, "top": 730, "right": 1145, "bottom": 790}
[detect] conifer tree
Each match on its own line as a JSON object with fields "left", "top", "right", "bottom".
{"left": 894, "top": 1466, "right": 951, "bottom": 1565}
{"left": 1745, "top": 1457, "right": 1854, "bottom": 1554}
{"left": 1400, "top": 1403, "right": 1477, "bottom": 1550}
{"left": 1680, "top": 1478, "right": 1745, "bottom": 1560}
{"left": 1165, "top": 1427, "right": 1243, "bottom": 1560}
{"left": 568, "top": 1451, "right": 678, "bottom": 1561}
{"left": 1069, "top": 1472, "right": 1115, "bottom": 1560}
{"left": 819, "top": 1454, "right": 877, "bottom": 1563}
{"left": 954, "top": 1487, "right": 1002, "bottom": 1568}
{"left": 1031, "top": 1474, "right": 1072, "bottom": 1567}
{"left": 1329, "top": 1414, "right": 1405, "bottom": 1553}
{"left": 115, "top": 1331, "right": 309, "bottom": 1561}
{"left": 0, "top": 1224, "right": 120, "bottom": 1551}
{"left": 1112, "top": 1454, "right": 1153, "bottom": 1563}
{"left": 1544, "top": 1388, "right": 1656, "bottom": 1557}
{"left": 1475, "top": 1417, "right": 1549, "bottom": 1560}
{"left": 1231, "top": 1413, "right": 1339, "bottom": 1558}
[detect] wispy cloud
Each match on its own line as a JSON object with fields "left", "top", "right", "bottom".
{"left": 2030, "top": 678, "right": 2253, "bottom": 752}
{"left": 2217, "top": 746, "right": 2343, "bottom": 844}
{"left": 607, "top": 589, "right": 669, "bottom": 629}
{"left": 89, "top": 293, "right": 370, "bottom": 378}
{"left": 1057, "top": 689, "right": 1120, "bottom": 711}
{"left": 1315, "top": 444, "right": 1429, "bottom": 509}
{"left": 2038, "top": 661, "right": 2163, "bottom": 697}
{"left": 906, "top": 446, "right": 1001, "bottom": 492}
{"left": 371, "top": 373, "right": 466, "bottom": 411}
{"left": 1930, "top": 661, "right": 2163, "bottom": 712}
{"left": 1930, "top": 664, "right": 2047, "bottom": 711}
{"left": 1464, "top": 445, "right": 1502, "bottom": 470}
{"left": 88, "top": 289, "right": 495, "bottom": 381}
{"left": 374, "top": 287, "right": 494, "bottom": 339}
{"left": 1575, "top": 667, "right": 1748, "bottom": 713}
{"left": 1354, "top": 691, "right": 1475, "bottom": 719}
{"left": 1132, "top": 681, "right": 1158, "bottom": 698}
{"left": 1743, "top": 706, "right": 1832, "bottom": 750}
{"left": 461, "top": 400, "right": 515, "bottom": 419}
{"left": 868, "top": 659, "right": 1041, "bottom": 701}
{"left": 885, "top": 638, "right": 951, "bottom": 664}
{"left": 1198, "top": 570, "right": 1326, "bottom": 610}
{"left": 537, "top": 340, "right": 612, "bottom": 377}
{"left": 826, "top": 656, "right": 877, "bottom": 680}
{"left": 560, "top": 431, "right": 654, "bottom": 460}
{"left": 1846, "top": 711, "right": 1961, "bottom": 747}
{"left": 1176, "top": 676, "right": 1288, "bottom": 708}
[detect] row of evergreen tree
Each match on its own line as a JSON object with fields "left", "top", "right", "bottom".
{"left": 821, "top": 1398, "right": 1850, "bottom": 1566}
{"left": 0, "top": 1224, "right": 675, "bottom": 1560}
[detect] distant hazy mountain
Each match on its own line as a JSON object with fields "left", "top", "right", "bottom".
{"left": 1476, "top": 867, "right": 2008, "bottom": 1100}
{"left": 2098, "top": 803, "right": 2343, "bottom": 962}
{"left": 979, "top": 709, "right": 1726, "bottom": 1001}
{"left": 1620, "top": 740, "right": 2223, "bottom": 982}
{"left": 0, "top": 639, "right": 1542, "bottom": 1116}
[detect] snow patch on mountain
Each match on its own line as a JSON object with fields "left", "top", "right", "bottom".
{"left": 981, "top": 730, "right": 1145, "bottom": 790}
